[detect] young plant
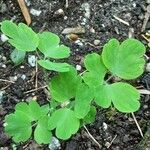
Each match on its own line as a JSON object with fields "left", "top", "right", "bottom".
{"left": 4, "top": 38, "right": 146, "bottom": 145}
{"left": 1, "top": 20, "right": 70, "bottom": 72}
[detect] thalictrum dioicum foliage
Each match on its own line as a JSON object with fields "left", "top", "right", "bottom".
{"left": 1, "top": 20, "right": 70, "bottom": 72}
{"left": 4, "top": 37, "right": 146, "bottom": 144}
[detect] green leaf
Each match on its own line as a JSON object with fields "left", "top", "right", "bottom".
{"left": 15, "top": 101, "right": 42, "bottom": 121}
{"left": 83, "top": 53, "right": 107, "bottom": 87}
{"left": 74, "top": 83, "right": 94, "bottom": 119}
{"left": 49, "top": 66, "right": 81, "bottom": 102}
{"left": 95, "top": 82, "right": 140, "bottom": 113}
{"left": 10, "top": 49, "right": 26, "bottom": 65}
{"left": 1, "top": 21, "right": 39, "bottom": 51}
{"left": 38, "top": 32, "right": 70, "bottom": 59}
{"left": 38, "top": 59, "right": 70, "bottom": 72}
{"left": 48, "top": 108, "right": 80, "bottom": 140}
{"left": 83, "top": 106, "right": 97, "bottom": 124}
{"left": 102, "top": 38, "right": 146, "bottom": 79}
{"left": 5, "top": 100, "right": 50, "bottom": 143}
{"left": 34, "top": 116, "right": 52, "bottom": 144}
{"left": 5, "top": 113, "right": 32, "bottom": 142}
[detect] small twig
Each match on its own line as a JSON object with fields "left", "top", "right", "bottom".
{"left": 138, "top": 89, "right": 150, "bottom": 95}
{"left": 83, "top": 125, "right": 102, "bottom": 149}
{"left": 141, "top": 5, "right": 150, "bottom": 32}
{"left": 24, "top": 85, "right": 47, "bottom": 94}
{"left": 79, "top": 70, "right": 87, "bottom": 76}
{"left": 113, "top": 15, "right": 129, "bottom": 26}
{"left": 107, "top": 134, "right": 117, "bottom": 149}
{"left": 17, "top": 0, "right": 31, "bottom": 25}
{"left": 0, "top": 79, "right": 15, "bottom": 83}
{"left": 106, "top": 75, "right": 114, "bottom": 82}
{"left": 1, "top": 84, "right": 11, "bottom": 90}
{"left": 65, "top": 0, "right": 69, "bottom": 8}
{"left": 131, "top": 113, "right": 144, "bottom": 138}
{"left": 141, "top": 34, "right": 150, "bottom": 42}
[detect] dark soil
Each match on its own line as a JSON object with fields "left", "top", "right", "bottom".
{"left": 0, "top": 0, "right": 150, "bottom": 150}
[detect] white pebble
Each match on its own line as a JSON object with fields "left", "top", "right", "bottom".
{"left": 30, "top": 8, "right": 42, "bottom": 16}
{"left": 54, "top": 9, "right": 64, "bottom": 15}
{"left": 75, "top": 40, "right": 83, "bottom": 46}
{"left": 81, "top": 3, "right": 91, "bottom": 18}
{"left": 1, "top": 34, "right": 9, "bottom": 42}
{"left": 21, "top": 74, "right": 26, "bottom": 80}
{"left": 48, "top": 137, "right": 61, "bottom": 150}
{"left": 103, "top": 122, "right": 108, "bottom": 131}
{"left": 25, "top": 0, "right": 31, "bottom": 6}
{"left": 94, "top": 40, "right": 100, "bottom": 46}
{"left": 146, "top": 63, "right": 150, "bottom": 72}
{"left": 0, "top": 90, "right": 5, "bottom": 103}
{"left": 76, "top": 64, "right": 82, "bottom": 71}
{"left": 9, "top": 76, "right": 18, "bottom": 82}
{"left": 28, "top": 55, "right": 36, "bottom": 67}
{"left": 1, "top": 64, "right": 6, "bottom": 68}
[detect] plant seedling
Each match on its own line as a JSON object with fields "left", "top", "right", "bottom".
{"left": 4, "top": 37, "right": 146, "bottom": 144}
{"left": 1, "top": 21, "right": 70, "bottom": 72}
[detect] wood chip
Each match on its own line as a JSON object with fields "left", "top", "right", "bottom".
{"left": 62, "top": 27, "right": 85, "bottom": 34}
{"left": 17, "top": 0, "right": 31, "bottom": 25}
{"left": 113, "top": 15, "right": 130, "bottom": 26}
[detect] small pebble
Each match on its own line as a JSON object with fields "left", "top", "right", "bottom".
{"left": 30, "top": 8, "right": 41, "bottom": 16}
{"left": 146, "top": 0, "right": 150, "bottom": 4}
{"left": 20, "top": 65, "right": 25, "bottom": 69}
{"left": 105, "top": 141, "right": 110, "bottom": 148}
{"left": 2, "top": 56, "right": 7, "bottom": 61}
{"left": 94, "top": 39, "right": 100, "bottom": 46}
{"left": 81, "top": 3, "right": 90, "bottom": 18}
{"left": 75, "top": 40, "right": 84, "bottom": 46}
{"left": 28, "top": 55, "right": 36, "bottom": 67}
{"left": 48, "top": 137, "right": 61, "bottom": 150}
{"left": 54, "top": 9, "right": 64, "bottom": 16}
{"left": 103, "top": 122, "right": 108, "bottom": 131}
{"left": 81, "top": 18, "right": 87, "bottom": 25}
{"left": 0, "top": 91, "right": 5, "bottom": 103}
{"left": 90, "top": 27, "right": 95, "bottom": 33}
{"left": 9, "top": 76, "right": 18, "bottom": 82}
{"left": 0, "top": 3, "right": 7, "bottom": 13}
{"left": 25, "top": 0, "right": 31, "bottom": 6}
{"left": 1, "top": 64, "right": 6, "bottom": 68}
{"left": 1, "top": 34, "right": 9, "bottom": 42}
{"left": 76, "top": 64, "right": 82, "bottom": 71}
{"left": 21, "top": 74, "right": 26, "bottom": 80}
{"left": 146, "top": 63, "right": 150, "bottom": 72}
{"left": 64, "top": 16, "right": 68, "bottom": 20}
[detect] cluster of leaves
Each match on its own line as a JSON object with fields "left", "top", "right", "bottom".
{"left": 1, "top": 20, "right": 70, "bottom": 72}
{"left": 2, "top": 21, "right": 146, "bottom": 145}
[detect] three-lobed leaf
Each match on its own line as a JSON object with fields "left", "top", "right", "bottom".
{"left": 48, "top": 108, "right": 80, "bottom": 140}
{"left": 34, "top": 116, "right": 52, "bottom": 144}
{"left": 5, "top": 112, "right": 32, "bottom": 142}
{"left": 49, "top": 66, "right": 81, "bottom": 102}
{"left": 102, "top": 38, "right": 146, "bottom": 79}
{"left": 1, "top": 21, "right": 39, "bottom": 51}
{"left": 38, "top": 32, "right": 70, "bottom": 59}
{"left": 74, "top": 83, "right": 94, "bottom": 119}
{"left": 5, "top": 101, "right": 50, "bottom": 144}
{"left": 83, "top": 106, "right": 97, "bottom": 124}
{"left": 95, "top": 82, "right": 140, "bottom": 113}
{"left": 83, "top": 53, "right": 107, "bottom": 87}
